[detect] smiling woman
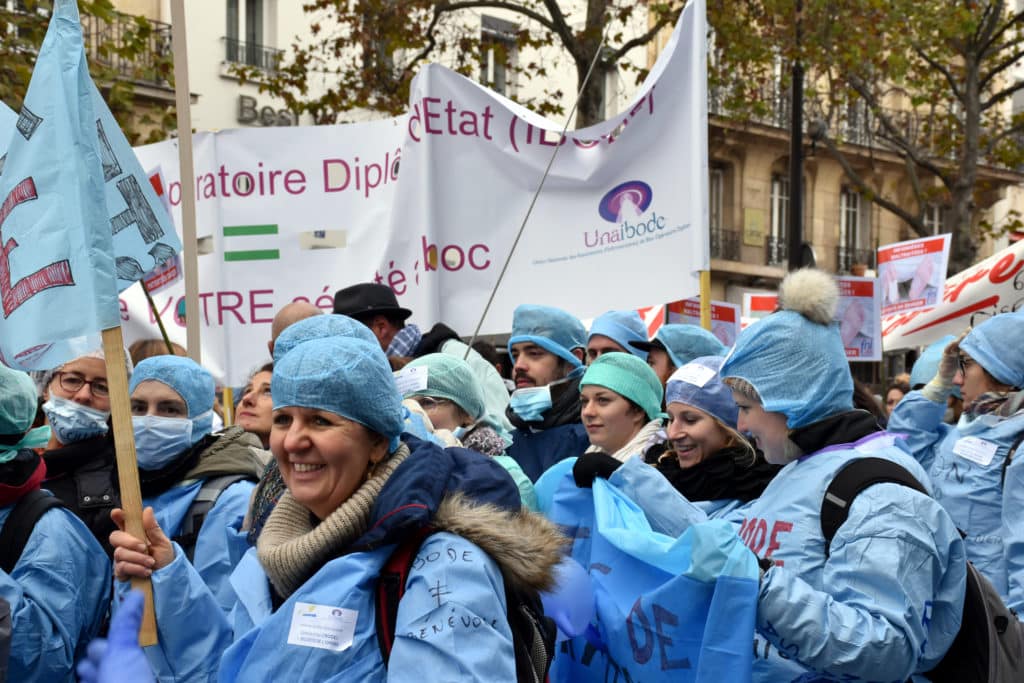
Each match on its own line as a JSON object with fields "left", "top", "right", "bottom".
{"left": 107, "top": 335, "right": 566, "bottom": 681}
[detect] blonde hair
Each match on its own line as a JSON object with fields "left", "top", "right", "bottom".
{"left": 722, "top": 376, "right": 761, "bottom": 404}
{"left": 660, "top": 410, "right": 756, "bottom": 468}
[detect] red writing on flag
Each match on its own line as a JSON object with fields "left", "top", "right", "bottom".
{"left": 0, "top": 177, "right": 75, "bottom": 318}
{"left": 739, "top": 517, "right": 793, "bottom": 566}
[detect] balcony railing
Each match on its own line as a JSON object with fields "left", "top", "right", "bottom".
{"left": 82, "top": 11, "right": 172, "bottom": 89}
{"left": 766, "top": 235, "right": 788, "bottom": 266}
{"left": 836, "top": 245, "right": 876, "bottom": 273}
{"left": 224, "top": 37, "right": 283, "bottom": 71}
{"left": 710, "top": 227, "right": 741, "bottom": 261}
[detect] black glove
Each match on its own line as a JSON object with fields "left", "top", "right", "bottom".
{"left": 573, "top": 452, "right": 623, "bottom": 488}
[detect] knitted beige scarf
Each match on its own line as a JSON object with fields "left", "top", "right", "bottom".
{"left": 257, "top": 443, "right": 411, "bottom": 598}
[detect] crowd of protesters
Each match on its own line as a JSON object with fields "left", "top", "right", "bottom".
{"left": 1, "top": 272, "right": 1022, "bottom": 682}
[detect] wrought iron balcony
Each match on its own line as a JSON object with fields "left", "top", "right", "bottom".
{"left": 710, "top": 227, "right": 741, "bottom": 261}
{"left": 836, "top": 245, "right": 876, "bottom": 273}
{"left": 82, "top": 11, "right": 172, "bottom": 89}
{"left": 766, "top": 235, "right": 789, "bottom": 266}
{"left": 224, "top": 37, "right": 283, "bottom": 71}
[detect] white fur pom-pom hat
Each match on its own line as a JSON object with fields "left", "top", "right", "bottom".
{"left": 720, "top": 269, "right": 853, "bottom": 429}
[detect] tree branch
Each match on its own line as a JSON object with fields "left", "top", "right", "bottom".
{"left": 979, "top": 9, "right": 1024, "bottom": 56}
{"left": 818, "top": 132, "right": 930, "bottom": 237}
{"left": 913, "top": 45, "right": 962, "bottom": 101}
{"left": 979, "top": 46, "right": 1024, "bottom": 91}
{"left": 607, "top": 11, "right": 678, "bottom": 63}
{"left": 982, "top": 119, "right": 1024, "bottom": 157}
{"left": 982, "top": 76, "right": 1024, "bottom": 110}
{"left": 439, "top": 1, "right": 560, "bottom": 35}
{"left": 539, "top": 0, "right": 583, "bottom": 61}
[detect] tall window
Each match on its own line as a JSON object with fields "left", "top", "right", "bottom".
{"left": 709, "top": 167, "right": 724, "bottom": 233}
{"left": 838, "top": 185, "right": 872, "bottom": 272}
{"left": 768, "top": 174, "right": 789, "bottom": 265}
{"left": 839, "top": 186, "right": 861, "bottom": 249}
{"left": 923, "top": 203, "right": 943, "bottom": 234}
{"left": 226, "top": 0, "right": 267, "bottom": 68}
{"left": 480, "top": 16, "right": 517, "bottom": 96}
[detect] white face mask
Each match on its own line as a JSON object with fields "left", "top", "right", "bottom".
{"left": 42, "top": 396, "right": 110, "bottom": 445}
{"left": 132, "top": 414, "right": 196, "bottom": 470}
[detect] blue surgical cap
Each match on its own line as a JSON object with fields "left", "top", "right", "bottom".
{"left": 910, "top": 335, "right": 961, "bottom": 399}
{"left": 508, "top": 304, "right": 587, "bottom": 368}
{"left": 651, "top": 324, "right": 727, "bottom": 369}
{"left": 961, "top": 309, "right": 1024, "bottom": 388}
{"left": 129, "top": 356, "right": 215, "bottom": 443}
{"left": 401, "top": 354, "right": 486, "bottom": 420}
{"left": 720, "top": 310, "right": 852, "bottom": 429}
{"left": 589, "top": 310, "right": 648, "bottom": 359}
{"left": 580, "top": 352, "right": 664, "bottom": 421}
{"left": 665, "top": 356, "right": 739, "bottom": 429}
{"left": 273, "top": 337, "right": 404, "bottom": 452}
{"left": 273, "top": 313, "right": 379, "bottom": 363}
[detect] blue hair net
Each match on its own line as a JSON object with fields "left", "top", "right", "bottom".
{"left": 665, "top": 356, "right": 739, "bottom": 429}
{"left": 961, "top": 309, "right": 1024, "bottom": 388}
{"left": 129, "top": 356, "right": 215, "bottom": 443}
{"left": 508, "top": 304, "right": 587, "bottom": 368}
{"left": 653, "top": 324, "right": 727, "bottom": 368}
{"left": 580, "top": 352, "right": 664, "bottom": 421}
{"left": 273, "top": 313, "right": 379, "bottom": 363}
{"left": 273, "top": 337, "right": 404, "bottom": 452}
{"left": 910, "top": 335, "right": 961, "bottom": 398}
{"left": 589, "top": 310, "right": 648, "bottom": 359}
{"left": 401, "top": 354, "right": 486, "bottom": 419}
{"left": 720, "top": 310, "right": 852, "bottom": 429}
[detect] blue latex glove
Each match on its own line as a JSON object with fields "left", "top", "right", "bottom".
{"left": 77, "top": 591, "right": 154, "bottom": 683}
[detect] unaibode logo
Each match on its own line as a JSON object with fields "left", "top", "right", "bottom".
{"left": 586, "top": 180, "right": 665, "bottom": 248}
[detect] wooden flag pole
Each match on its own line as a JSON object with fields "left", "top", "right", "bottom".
{"left": 699, "top": 270, "right": 712, "bottom": 331}
{"left": 102, "top": 326, "right": 158, "bottom": 645}
{"left": 170, "top": 0, "right": 201, "bottom": 365}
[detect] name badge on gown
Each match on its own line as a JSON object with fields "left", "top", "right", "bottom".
{"left": 952, "top": 436, "right": 999, "bottom": 467}
{"left": 287, "top": 602, "right": 358, "bottom": 652}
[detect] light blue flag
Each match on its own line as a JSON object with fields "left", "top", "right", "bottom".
{"left": 0, "top": 0, "right": 115, "bottom": 369}
{"left": 0, "top": 0, "right": 180, "bottom": 370}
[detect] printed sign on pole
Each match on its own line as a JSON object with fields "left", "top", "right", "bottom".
{"left": 877, "top": 234, "right": 950, "bottom": 317}
{"left": 742, "top": 292, "right": 778, "bottom": 320}
{"left": 667, "top": 298, "right": 741, "bottom": 347}
{"left": 836, "top": 276, "right": 882, "bottom": 362}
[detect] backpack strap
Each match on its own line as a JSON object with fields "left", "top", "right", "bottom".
{"left": 820, "top": 457, "right": 928, "bottom": 559}
{"left": 0, "top": 490, "right": 66, "bottom": 574}
{"left": 1000, "top": 432, "right": 1024, "bottom": 489}
{"left": 375, "top": 525, "right": 436, "bottom": 665}
{"left": 171, "top": 474, "right": 250, "bottom": 562}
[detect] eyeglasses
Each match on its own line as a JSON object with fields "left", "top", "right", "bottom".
{"left": 957, "top": 355, "right": 975, "bottom": 376}
{"left": 56, "top": 372, "right": 109, "bottom": 398}
{"left": 412, "top": 396, "right": 452, "bottom": 410}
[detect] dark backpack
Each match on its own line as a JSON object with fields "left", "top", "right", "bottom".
{"left": 375, "top": 525, "right": 556, "bottom": 683}
{"left": 821, "top": 456, "right": 1024, "bottom": 683}
{"left": 0, "top": 489, "right": 66, "bottom": 574}
{"left": 171, "top": 474, "right": 250, "bottom": 562}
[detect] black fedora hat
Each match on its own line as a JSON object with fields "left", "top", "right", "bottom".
{"left": 333, "top": 283, "right": 412, "bottom": 321}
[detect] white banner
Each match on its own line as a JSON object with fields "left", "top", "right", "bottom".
{"left": 122, "top": 121, "right": 405, "bottom": 384}
{"left": 836, "top": 276, "right": 882, "bottom": 362}
{"left": 882, "top": 239, "right": 1024, "bottom": 350}
{"left": 381, "top": 0, "right": 709, "bottom": 334}
{"left": 877, "top": 234, "right": 950, "bottom": 317}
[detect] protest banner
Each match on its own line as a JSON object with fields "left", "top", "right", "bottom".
{"left": 836, "top": 276, "right": 882, "bottom": 361}
{"left": 0, "top": 0, "right": 173, "bottom": 642}
{"left": 877, "top": 234, "right": 950, "bottom": 317}
{"left": 742, "top": 292, "right": 778, "bottom": 320}
{"left": 380, "top": 0, "right": 710, "bottom": 335}
{"left": 667, "top": 297, "right": 741, "bottom": 347}
{"left": 882, "top": 238, "right": 1024, "bottom": 350}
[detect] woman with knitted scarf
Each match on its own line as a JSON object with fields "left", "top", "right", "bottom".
{"left": 643, "top": 356, "right": 779, "bottom": 518}
{"left": 109, "top": 336, "right": 565, "bottom": 682}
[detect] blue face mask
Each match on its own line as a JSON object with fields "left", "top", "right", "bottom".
{"left": 509, "top": 386, "right": 553, "bottom": 422}
{"left": 132, "top": 415, "right": 195, "bottom": 471}
{"left": 42, "top": 397, "right": 110, "bottom": 445}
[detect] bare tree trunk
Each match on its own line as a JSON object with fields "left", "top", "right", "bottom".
{"left": 950, "top": 52, "right": 982, "bottom": 274}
